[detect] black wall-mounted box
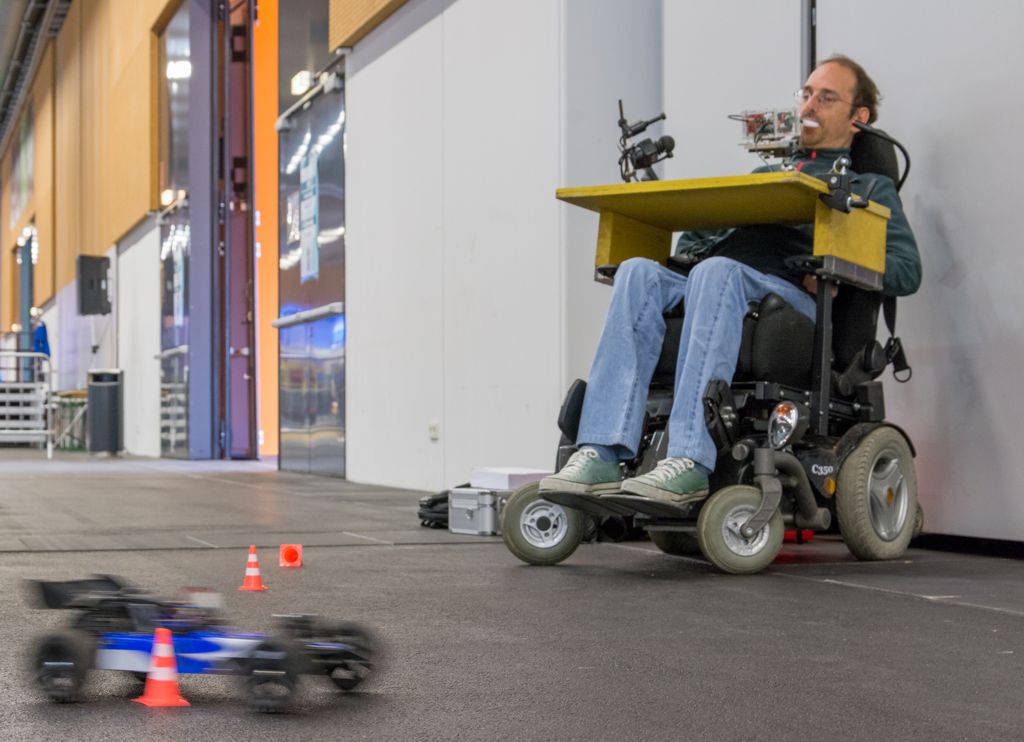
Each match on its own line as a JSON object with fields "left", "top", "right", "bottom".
{"left": 76, "top": 255, "right": 111, "bottom": 316}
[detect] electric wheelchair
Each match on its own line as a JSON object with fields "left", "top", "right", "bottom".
{"left": 502, "top": 130, "right": 922, "bottom": 574}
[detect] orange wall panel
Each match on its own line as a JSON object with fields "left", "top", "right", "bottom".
{"left": 1, "top": 149, "right": 11, "bottom": 331}
{"left": 0, "top": 43, "right": 56, "bottom": 323}
{"left": 254, "top": 0, "right": 280, "bottom": 456}
{"left": 55, "top": 0, "right": 82, "bottom": 291}
{"left": 106, "top": 38, "right": 157, "bottom": 242}
{"left": 2, "top": 0, "right": 181, "bottom": 336}
{"left": 31, "top": 44, "right": 56, "bottom": 308}
{"left": 78, "top": 0, "right": 110, "bottom": 258}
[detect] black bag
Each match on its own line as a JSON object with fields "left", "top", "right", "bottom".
{"left": 418, "top": 487, "right": 462, "bottom": 529}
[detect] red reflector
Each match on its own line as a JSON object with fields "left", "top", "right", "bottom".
{"left": 783, "top": 530, "right": 815, "bottom": 543}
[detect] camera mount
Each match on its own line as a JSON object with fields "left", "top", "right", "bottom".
{"left": 617, "top": 100, "right": 675, "bottom": 182}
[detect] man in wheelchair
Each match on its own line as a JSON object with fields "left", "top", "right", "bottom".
{"left": 504, "top": 55, "right": 922, "bottom": 573}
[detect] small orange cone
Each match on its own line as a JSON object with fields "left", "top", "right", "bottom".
{"left": 279, "top": 543, "right": 303, "bottom": 568}
{"left": 133, "top": 627, "right": 190, "bottom": 707}
{"left": 239, "top": 544, "right": 268, "bottom": 591}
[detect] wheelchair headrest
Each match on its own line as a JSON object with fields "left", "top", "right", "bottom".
{"left": 850, "top": 129, "right": 900, "bottom": 185}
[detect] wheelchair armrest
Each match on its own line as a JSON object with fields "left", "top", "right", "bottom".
{"left": 783, "top": 255, "right": 823, "bottom": 276}
{"left": 596, "top": 254, "right": 694, "bottom": 283}
{"left": 786, "top": 254, "right": 884, "bottom": 293}
{"left": 598, "top": 255, "right": 700, "bottom": 284}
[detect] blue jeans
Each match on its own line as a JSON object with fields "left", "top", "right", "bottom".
{"left": 577, "top": 257, "right": 817, "bottom": 471}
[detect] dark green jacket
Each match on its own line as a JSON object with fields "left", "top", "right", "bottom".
{"left": 675, "top": 147, "right": 921, "bottom": 297}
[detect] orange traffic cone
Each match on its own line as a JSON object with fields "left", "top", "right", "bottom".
{"left": 279, "top": 543, "right": 303, "bottom": 568}
{"left": 239, "top": 544, "right": 268, "bottom": 591}
{"left": 133, "top": 627, "right": 190, "bottom": 707}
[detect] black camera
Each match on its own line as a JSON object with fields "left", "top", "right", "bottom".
{"left": 617, "top": 100, "right": 675, "bottom": 182}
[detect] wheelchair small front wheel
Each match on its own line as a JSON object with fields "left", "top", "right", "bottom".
{"left": 696, "top": 485, "right": 784, "bottom": 574}
{"left": 501, "top": 483, "right": 583, "bottom": 565}
{"left": 836, "top": 426, "right": 918, "bottom": 560}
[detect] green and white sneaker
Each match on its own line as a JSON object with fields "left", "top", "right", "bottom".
{"left": 620, "top": 457, "right": 709, "bottom": 505}
{"left": 538, "top": 447, "right": 624, "bottom": 494}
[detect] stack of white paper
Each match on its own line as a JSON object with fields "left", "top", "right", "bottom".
{"left": 469, "top": 466, "right": 551, "bottom": 490}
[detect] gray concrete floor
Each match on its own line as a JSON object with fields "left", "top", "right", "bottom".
{"left": 1, "top": 448, "right": 1023, "bottom": 741}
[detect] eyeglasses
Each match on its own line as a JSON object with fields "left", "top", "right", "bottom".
{"left": 795, "top": 87, "right": 852, "bottom": 109}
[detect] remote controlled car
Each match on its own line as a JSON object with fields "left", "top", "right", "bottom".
{"left": 27, "top": 575, "right": 378, "bottom": 712}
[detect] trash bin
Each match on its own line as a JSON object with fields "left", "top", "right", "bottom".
{"left": 87, "top": 369, "right": 123, "bottom": 454}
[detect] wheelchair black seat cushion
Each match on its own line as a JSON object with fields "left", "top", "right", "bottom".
{"left": 652, "top": 292, "right": 812, "bottom": 389}
{"left": 651, "top": 287, "right": 882, "bottom": 392}
{"left": 739, "top": 293, "right": 814, "bottom": 387}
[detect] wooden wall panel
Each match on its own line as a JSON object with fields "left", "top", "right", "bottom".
{"left": 0, "top": 0, "right": 178, "bottom": 335}
{"left": 1, "top": 113, "right": 36, "bottom": 253}
{"left": 103, "top": 0, "right": 168, "bottom": 245}
{"left": 55, "top": 0, "right": 171, "bottom": 261}
{"left": 32, "top": 44, "right": 55, "bottom": 308}
{"left": 55, "top": 0, "right": 82, "bottom": 291}
{"left": 1, "top": 149, "right": 11, "bottom": 331}
{"left": 78, "top": 0, "right": 108, "bottom": 257}
{"left": 107, "top": 40, "right": 156, "bottom": 242}
{"left": 0, "top": 44, "right": 55, "bottom": 323}
{"left": 329, "top": 0, "right": 408, "bottom": 50}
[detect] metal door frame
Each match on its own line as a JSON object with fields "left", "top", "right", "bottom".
{"left": 219, "top": 0, "right": 258, "bottom": 458}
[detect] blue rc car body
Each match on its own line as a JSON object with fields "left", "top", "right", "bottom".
{"left": 28, "top": 575, "right": 377, "bottom": 712}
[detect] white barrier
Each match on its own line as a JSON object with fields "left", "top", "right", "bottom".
{"left": 0, "top": 351, "right": 54, "bottom": 459}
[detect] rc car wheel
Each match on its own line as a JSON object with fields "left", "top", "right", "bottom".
{"left": 313, "top": 621, "right": 379, "bottom": 692}
{"left": 836, "top": 426, "right": 918, "bottom": 560}
{"left": 33, "top": 629, "right": 95, "bottom": 703}
{"left": 696, "top": 485, "right": 784, "bottom": 575}
{"left": 244, "top": 637, "right": 299, "bottom": 713}
{"left": 501, "top": 482, "right": 583, "bottom": 565}
{"left": 912, "top": 502, "right": 925, "bottom": 540}
{"left": 648, "top": 530, "right": 701, "bottom": 556}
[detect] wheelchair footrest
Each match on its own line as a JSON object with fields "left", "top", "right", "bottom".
{"left": 600, "top": 495, "right": 701, "bottom": 519}
{"left": 540, "top": 491, "right": 637, "bottom": 518}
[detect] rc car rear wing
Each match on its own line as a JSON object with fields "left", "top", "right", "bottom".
{"left": 29, "top": 575, "right": 128, "bottom": 609}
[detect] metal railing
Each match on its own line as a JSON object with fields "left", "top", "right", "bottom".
{"left": 0, "top": 351, "right": 54, "bottom": 458}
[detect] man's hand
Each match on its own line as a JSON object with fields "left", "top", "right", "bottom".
{"left": 802, "top": 274, "right": 839, "bottom": 298}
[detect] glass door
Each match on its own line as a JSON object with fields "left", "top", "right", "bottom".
{"left": 277, "top": 77, "right": 345, "bottom": 475}
{"left": 157, "top": 3, "right": 191, "bottom": 457}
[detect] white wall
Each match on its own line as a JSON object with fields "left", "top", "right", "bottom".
{"left": 345, "top": 0, "right": 447, "bottom": 490}
{"left": 819, "top": 1, "right": 1024, "bottom": 540}
{"left": 438, "top": 0, "right": 563, "bottom": 481}
{"left": 54, "top": 246, "right": 118, "bottom": 391}
{"left": 661, "top": 1, "right": 801, "bottom": 180}
{"left": 30, "top": 218, "right": 159, "bottom": 456}
{"left": 116, "top": 217, "right": 161, "bottom": 457}
{"left": 561, "top": 0, "right": 664, "bottom": 385}
{"left": 346, "top": 0, "right": 568, "bottom": 491}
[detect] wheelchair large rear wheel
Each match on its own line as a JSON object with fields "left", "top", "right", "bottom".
{"left": 696, "top": 485, "right": 784, "bottom": 574}
{"left": 836, "top": 426, "right": 918, "bottom": 560}
{"left": 502, "top": 483, "right": 583, "bottom": 565}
